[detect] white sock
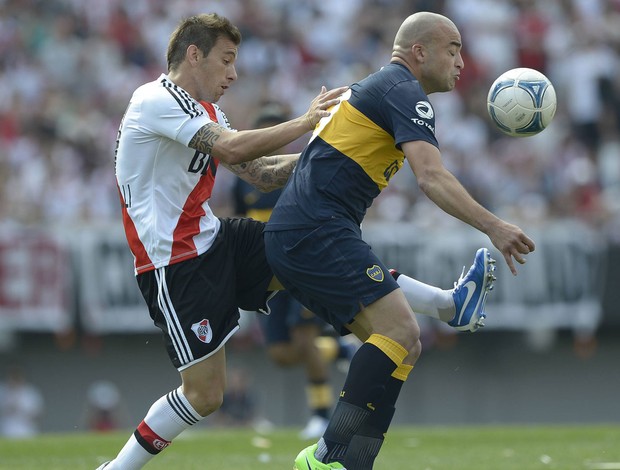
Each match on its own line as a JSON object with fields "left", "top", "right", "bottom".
{"left": 107, "top": 387, "right": 202, "bottom": 470}
{"left": 391, "top": 271, "right": 455, "bottom": 322}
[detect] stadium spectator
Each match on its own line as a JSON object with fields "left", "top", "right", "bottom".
{"left": 84, "top": 380, "right": 123, "bottom": 433}
{"left": 0, "top": 366, "right": 44, "bottom": 439}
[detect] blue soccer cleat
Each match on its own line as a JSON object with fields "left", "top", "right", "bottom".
{"left": 293, "top": 444, "right": 346, "bottom": 470}
{"left": 449, "top": 248, "right": 496, "bottom": 332}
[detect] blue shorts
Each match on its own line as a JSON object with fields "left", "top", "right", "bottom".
{"left": 264, "top": 219, "right": 399, "bottom": 334}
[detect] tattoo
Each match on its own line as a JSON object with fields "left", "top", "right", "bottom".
{"left": 188, "top": 122, "right": 224, "bottom": 154}
{"left": 225, "top": 155, "right": 298, "bottom": 192}
{"left": 261, "top": 157, "right": 297, "bottom": 189}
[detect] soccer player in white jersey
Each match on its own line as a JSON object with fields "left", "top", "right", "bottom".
{"left": 97, "top": 13, "right": 346, "bottom": 470}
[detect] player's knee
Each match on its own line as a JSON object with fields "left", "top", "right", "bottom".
{"left": 388, "top": 316, "right": 420, "bottom": 353}
{"left": 408, "top": 338, "right": 422, "bottom": 364}
{"left": 391, "top": 332, "right": 421, "bottom": 369}
{"left": 183, "top": 387, "right": 224, "bottom": 417}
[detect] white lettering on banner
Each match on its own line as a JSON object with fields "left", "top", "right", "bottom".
{"left": 0, "top": 220, "right": 606, "bottom": 334}
{"left": 74, "top": 227, "right": 155, "bottom": 333}
{"left": 362, "top": 221, "right": 605, "bottom": 331}
{"left": 0, "top": 231, "right": 71, "bottom": 331}
{"left": 97, "top": 241, "right": 144, "bottom": 307}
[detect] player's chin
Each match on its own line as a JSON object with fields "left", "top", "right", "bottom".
{"left": 444, "top": 81, "right": 456, "bottom": 92}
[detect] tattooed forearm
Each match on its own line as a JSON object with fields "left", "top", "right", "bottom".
{"left": 188, "top": 122, "right": 224, "bottom": 154}
{"left": 224, "top": 154, "right": 298, "bottom": 192}
{"left": 258, "top": 155, "right": 298, "bottom": 191}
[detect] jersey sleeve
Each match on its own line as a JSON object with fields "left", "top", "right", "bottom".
{"left": 138, "top": 88, "right": 214, "bottom": 146}
{"left": 381, "top": 81, "right": 439, "bottom": 149}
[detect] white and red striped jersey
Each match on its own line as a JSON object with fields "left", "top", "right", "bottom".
{"left": 115, "top": 74, "right": 230, "bottom": 274}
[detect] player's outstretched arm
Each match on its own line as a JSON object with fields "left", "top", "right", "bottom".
{"left": 404, "top": 140, "right": 535, "bottom": 275}
{"left": 189, "top": 86, "right": 347, "bottom": 165}
{"left": 222, "top": 153, "right": 299, "bottom": 192}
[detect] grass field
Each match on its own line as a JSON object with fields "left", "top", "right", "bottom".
{"left": 1, "top": 424, "right": 619, "bottom": 469}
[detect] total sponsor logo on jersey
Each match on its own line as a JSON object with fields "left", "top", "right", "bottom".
{"left": 410, "top": 100, "right": 435, "bottom": 134}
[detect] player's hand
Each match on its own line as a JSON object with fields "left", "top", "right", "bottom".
{"left": 303, "top": 85, "right": 349, "bottom": 130}
{"left": 488, "top": 221, "right": 535, "bottom": 276}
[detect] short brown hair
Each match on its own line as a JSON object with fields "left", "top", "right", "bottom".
{"left": 166, "top": 13, "right": 242, "bottom": 72}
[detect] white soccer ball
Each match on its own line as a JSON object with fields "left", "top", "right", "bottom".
{"left": 486, "top": 67, "right": 557, "bottom": 137}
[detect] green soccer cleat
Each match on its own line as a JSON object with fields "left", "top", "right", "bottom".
{"left": 293, "top": 444, "right": 346, "bottom": 470}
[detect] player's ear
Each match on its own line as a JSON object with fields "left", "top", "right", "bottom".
{"left": 412, "top": 43, "right": 426, "bottom": 62}
{"left": 186, "top": 44, "right": 201, "bottom": 66}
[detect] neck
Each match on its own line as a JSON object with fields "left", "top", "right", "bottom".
{"left": 390, "top": 54, "right": 413, "bottom": 73}
{"left": 167, "top": 70, "right": 196, "bottom": 99}
{"left": 390, "top": 57, "right": 430, "bottom": 94}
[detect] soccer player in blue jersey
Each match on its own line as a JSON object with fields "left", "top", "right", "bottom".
{"left": 264, "top": 11, "right": 535, "bottom": 470}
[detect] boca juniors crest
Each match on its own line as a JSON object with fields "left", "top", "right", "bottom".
{"left": 366, "top": 264, "right": 384, "bottom": 282}
{"left": 191, "top": 319, "right": 213, "bottom": 343}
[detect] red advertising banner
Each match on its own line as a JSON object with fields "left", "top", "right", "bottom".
{"left": 0, "top": 229, "right": 72, "bottom": 332}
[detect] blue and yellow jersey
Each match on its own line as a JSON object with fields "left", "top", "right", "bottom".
{"left": 266, "top": 63, "right": 439, "bottom": 230}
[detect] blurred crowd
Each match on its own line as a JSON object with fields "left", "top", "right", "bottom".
{"left": 1, "top": 0, "right": 620, "bottom": 238}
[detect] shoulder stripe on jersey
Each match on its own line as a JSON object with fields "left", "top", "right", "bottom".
{"left": 160, "top": 78, "right": 204, "bottom": 118}
{"left": 154, "top": 268, "right": 194, "bottom": 365}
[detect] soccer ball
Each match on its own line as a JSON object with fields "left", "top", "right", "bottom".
{"left": 486, "top": 67, "right": 557, "bottom": 137}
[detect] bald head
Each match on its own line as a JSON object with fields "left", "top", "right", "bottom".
{"left": 391, "top": 12, "right": 463, "bottom": 94}
{"left": 393, "top": 12, "right": 457, "bottom": 52}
